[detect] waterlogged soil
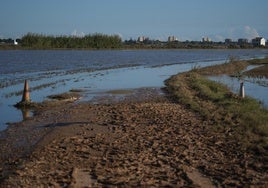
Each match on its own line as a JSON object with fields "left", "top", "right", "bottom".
{"left": 0, "top": 88, "right": 267, "bottom": 187}
{"left": 244, "top": 64, "right": 268, "bottom": 78}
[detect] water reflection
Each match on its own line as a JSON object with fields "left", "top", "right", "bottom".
{"left": 245, "top": 77, "right": 268, "bottom": 87}
{"left": 208, "top": 75, "right": 268, "bottom": 108}
{"left": 21, "top": 108, "right": 32, "bottom": 120}
{"left": 1, "top": 49, "right": 268, "bottom": 131}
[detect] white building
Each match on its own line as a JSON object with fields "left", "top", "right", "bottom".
{"left": 14, "top": 39, "right": 18, "bottom": 45}
{"left": 137, "top": 36, "right": 146, "bottom": 42}
{"left": 252, "top": 37, "right": 266, "bottom": 47}
{"left": 168, "top": 36, "right": 178, "bottom": 42}
{"left": 202, "top": 37, "right": 211, "bottom": 42}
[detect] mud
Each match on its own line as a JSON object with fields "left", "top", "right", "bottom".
{"left": 244, "top": 64, "right": 268, "bottom": 78}
{"left": 0, "top": 88, "right": 267, "bottom": 187}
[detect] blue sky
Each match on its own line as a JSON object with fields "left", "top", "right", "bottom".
{"left": 1, "top": 0, "right": 267, "bottom": 41}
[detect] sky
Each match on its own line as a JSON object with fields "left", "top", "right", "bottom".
{"left": 0, "top": 0, "right": 267, "bottom": 41}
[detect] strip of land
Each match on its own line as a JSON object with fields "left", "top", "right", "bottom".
{"left": 0, "top": 58, "right": 267, "bottom": 187}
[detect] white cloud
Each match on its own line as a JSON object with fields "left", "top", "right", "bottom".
{"left": 227, "top": 26, "right": 260, "bottom": 40}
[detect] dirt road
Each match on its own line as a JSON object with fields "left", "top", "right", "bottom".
{"left": 0, "top": 88, "right": 267, "bottom": 187}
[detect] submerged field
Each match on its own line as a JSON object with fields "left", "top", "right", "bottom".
{"left": 0, "top": 57, "right": 268, "bottom": 187}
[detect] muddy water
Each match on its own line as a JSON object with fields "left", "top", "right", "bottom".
{"left": 1, "top": 49, "right": 268, "bottom": 131}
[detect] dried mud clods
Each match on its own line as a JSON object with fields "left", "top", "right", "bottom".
{"left": 2, "top": 98, "right": 267, "bottom": 187}
{"left": 2, "top": 102, "right": 213, "bottom": 187}
{"left": 1, "top": 88, "right": 268, "bottom": 187}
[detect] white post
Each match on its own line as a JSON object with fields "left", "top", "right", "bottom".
{"left": 239, "top": 81, "right": 245, "bottom": 98}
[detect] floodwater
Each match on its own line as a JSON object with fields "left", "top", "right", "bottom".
{"left": 208, "top": 75, "right": 268, "bottom": 107}
{"left": 1, "top": 49, "right": 268, "bottom": 131}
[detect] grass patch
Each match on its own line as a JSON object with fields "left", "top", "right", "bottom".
{"left": 247, "top": 57, "right": 268, "bottom": 65}
{"left": 196, "top": 57, "right": 249, "bottom": 76}
{"left": 165, "top": 66, "right": 268, "bottom": 156}
{"left": 195, "top": 57, "right": 268, "bottom": 78}
{"left": 165, "top": 72, "right": 231, "bottom": 119}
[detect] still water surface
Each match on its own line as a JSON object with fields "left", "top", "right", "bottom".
{"left": 0, "top": 49, "right": 268, "bottom": 131}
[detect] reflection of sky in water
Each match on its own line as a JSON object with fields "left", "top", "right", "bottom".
{"left": 1, "top": 59, "right": 267, "bottom": 131}
{"left": 208, "top": 75, "right": 268, "bottom": 108}
{"left": 0, "top": 61, "right": 220, "bottom": 130}
{"left": 0, "top": 64, "right": 179, "bottom": 130}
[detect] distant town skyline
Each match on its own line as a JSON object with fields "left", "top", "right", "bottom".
{"left": 1, "top": 0, "right": 267, "bottom": 41}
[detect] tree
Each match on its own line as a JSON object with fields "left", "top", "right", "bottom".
{"left": 20, "top": 33, "right": 122, "bottom": 49}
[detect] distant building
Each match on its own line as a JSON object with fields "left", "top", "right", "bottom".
{"left": 168, "top": 36, "right": 178, "bottom": 42}
{"left": 14, "top": 39, "right": 18, "bottom": 45}
{"left": 225, "top": 38, "right": 232, "bottom": 44}
{"left": 252, "top": 37, "right": 266, "bottom": 47}
{"left": 238, "top": 38, "right": 248, "bottom": 45}
{"left": 137, "top": 36, "right": 146, "bottom": 42}
{"left": 202, "top": 37, "right": 211, "bottom": 42}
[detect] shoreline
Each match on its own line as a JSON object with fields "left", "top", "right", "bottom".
{"left": 0, "top": 58, "right": 268, "bottom": 187}
{"left": 1, "top": 45, "right": 268, "bottom": 50}
{"left": 1, "top": 89, "right": 267, "bottom": 186}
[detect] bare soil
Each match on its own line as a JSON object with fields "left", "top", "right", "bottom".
{"left": 0, "top": 88, "right": 267, "bottom": 187}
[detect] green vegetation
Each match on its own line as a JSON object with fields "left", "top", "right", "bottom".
{"left": 20, "top": 33, "right": 122, "bottom": 49}
{"left": 196, "top": 56, "right": 268, "bottom": 78}
{"left": 1, "top": 32, "right": 268, "bottom": 50}
{"left": 196, "top": 56, "right": 250, "bottom": 76}
{"left": 165, "top": 58, "right": 268, "bottom": 157}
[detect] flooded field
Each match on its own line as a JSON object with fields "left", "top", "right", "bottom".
{"left": 0, "top": 49, "right": 268, "bottom": 131}
{"left": 208, "top": 75, "right": 268, "bottom": 107}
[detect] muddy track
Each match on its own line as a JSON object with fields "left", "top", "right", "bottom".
{"left": 0, "top": 88, "right": 267, "bottom": 187}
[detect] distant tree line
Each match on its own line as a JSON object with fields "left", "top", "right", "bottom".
{"left": 0, "top": 38, "right": 14, "bottom": 44}
{"left": 1, "top": 33, "right": 267, "bottom": 50}
{"left": 20, "top": 33, "right": 122, "bottom": 49}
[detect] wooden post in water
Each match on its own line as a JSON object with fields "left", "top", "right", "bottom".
{"left": 239, "top": 81, "right": 245, "bottom": 98}
{"left": 21, "top": 80, "right": 30, "bottom": 103}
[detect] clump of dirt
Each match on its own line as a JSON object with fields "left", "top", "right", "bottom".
{"left": 47, "top": 92, "right": 80, "bottom": 101}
